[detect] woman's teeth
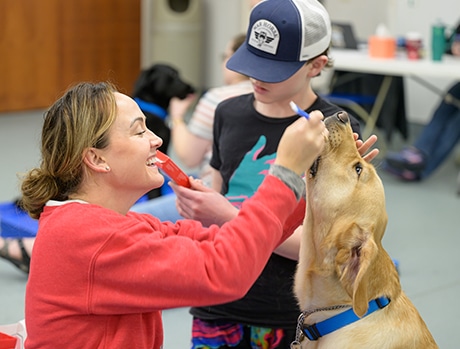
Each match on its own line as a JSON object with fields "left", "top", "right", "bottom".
{"left": 146, "top": 158, "right": 157, "bottom": 167}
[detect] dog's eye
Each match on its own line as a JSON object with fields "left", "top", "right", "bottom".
{"left": 355, "top": 163, "right": 363, "bottom": 176}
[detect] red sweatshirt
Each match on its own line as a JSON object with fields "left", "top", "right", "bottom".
{"left": 25, "top": 175, "right": 305, "bottom": 349}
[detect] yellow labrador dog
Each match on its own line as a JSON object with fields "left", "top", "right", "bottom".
{"left": 292, "top": 112, "right": 438, "bottom": 349}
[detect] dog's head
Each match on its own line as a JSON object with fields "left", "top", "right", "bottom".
{"left": 305, "top": 112, "right": 393, "bottom": 317}
{"left": 132, "top": 63, "right": 195, "bottom": 110}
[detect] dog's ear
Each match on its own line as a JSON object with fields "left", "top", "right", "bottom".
{"left": 326, "top": 221, "right": 378, "bottom": 317}
{"left": 132, "top": 63, "right": 194, "bottom": 102}
{"left": 132, "top": 65, "right": 158, "bottom": 97}
{"left": 150, "top": 64, "right": 178, "bottom": 95}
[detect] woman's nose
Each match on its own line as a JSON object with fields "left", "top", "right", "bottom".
{"left": 148, "top": 129, "right": 163, "bottom": 148}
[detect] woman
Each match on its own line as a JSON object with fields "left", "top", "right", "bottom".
{"left": 21, "top": 81, "right": 327, "bottom": 348}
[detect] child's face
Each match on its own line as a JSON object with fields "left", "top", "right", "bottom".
{"left": 250, "top": 63, "right": 311, "bottom": 104}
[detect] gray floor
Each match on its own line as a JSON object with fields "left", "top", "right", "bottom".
{"left": 1, "top": 123, "right": 459, "bottom": 348}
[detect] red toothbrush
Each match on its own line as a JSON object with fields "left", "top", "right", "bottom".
{"left": 155, "top": 151, "right": 191, "bottom": 188}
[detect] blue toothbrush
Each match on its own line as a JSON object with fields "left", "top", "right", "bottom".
{"left": 289, "top": 101, "right": 310, "bottom": 120}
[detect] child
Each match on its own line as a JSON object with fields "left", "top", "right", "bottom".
{"left": 172, "top": 0, "right": 377, "bottom": 347}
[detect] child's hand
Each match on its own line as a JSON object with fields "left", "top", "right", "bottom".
{"left": 354, "top": 133, "right": 379, "bottom": 162}
{"left": 170, "top": 178, "right": 238, "bottom": 227}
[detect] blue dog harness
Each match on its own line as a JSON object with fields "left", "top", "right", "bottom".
{"left": 134, "top": 98, "right": 168, "bottom": 120}
{"left": 291, "top": 297, "right": 390, "bottom": 347}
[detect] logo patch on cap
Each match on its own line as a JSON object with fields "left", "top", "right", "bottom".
{"left": 248, "top": 20, "right": 280, "bottom": 55}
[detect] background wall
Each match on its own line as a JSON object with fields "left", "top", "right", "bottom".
{"left": 142, "top": 0, "right": 247, "bottom": 92}
{"left": 388, "top": 0, "right": 459, "bottom": 123}
{"left": 0, "top": 111, "right": 43, "bottom": 202}
{"left": 0, "top": 0, "right": 141, "bottom": 112}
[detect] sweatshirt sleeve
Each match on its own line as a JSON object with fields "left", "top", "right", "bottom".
{"left": 87, "top": 174, "right": 303, "bottom": 313}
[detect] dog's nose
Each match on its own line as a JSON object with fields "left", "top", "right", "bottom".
{"left": 337, "top": 112, "right": 349, "bottom": 124}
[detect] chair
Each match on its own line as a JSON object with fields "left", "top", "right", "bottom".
{"left": 312, "top": 68, "right": 377, "bottom": 122}
{"left": 312, "top": 68, "right": 385, "bottom": 144}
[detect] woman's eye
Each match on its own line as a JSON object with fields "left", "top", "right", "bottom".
{"left": 355, "top": 163, "right": 363, "bottom": 176}
{"left": 136, "top": 130, "right": 147, "bottom": 136}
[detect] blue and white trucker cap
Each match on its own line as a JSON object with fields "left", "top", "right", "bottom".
{"left": 227, "top": 0, "right": 331, "bottom": 83}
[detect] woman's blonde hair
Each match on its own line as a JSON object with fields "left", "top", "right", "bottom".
{"left": 21, "top": 82, "right": 118, "bottom": 219}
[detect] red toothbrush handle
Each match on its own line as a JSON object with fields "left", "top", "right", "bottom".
{"left": 156, "top": 151, "right": 191, "bottom": 188}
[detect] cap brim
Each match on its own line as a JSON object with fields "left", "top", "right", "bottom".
{"left": 226, "top": 44, "right": 306, "bottom": 83}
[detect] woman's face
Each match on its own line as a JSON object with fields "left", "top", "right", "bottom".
{"left": 100, "top": 92, "right": 165, "bottom": 194}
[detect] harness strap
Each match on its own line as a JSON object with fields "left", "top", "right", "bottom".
{"left": 302, "top": 297, "right": 391, "bottom": 341}
{"left": 134, "top": 98, "right": 168, "bottom": 120}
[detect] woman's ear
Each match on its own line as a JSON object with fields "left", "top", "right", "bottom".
{"left": 82, "top": 148, "right": 109, "bottom": 173}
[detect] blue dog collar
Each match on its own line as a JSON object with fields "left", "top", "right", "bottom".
{"left": 134, "top": 98, "right": 168, "bottom": 120}
{"left": 302, "top": 297, "right": 391, "bottom": 341}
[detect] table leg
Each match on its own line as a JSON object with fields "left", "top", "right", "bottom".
{"left": 363, "top": 75, "right": 393, "bottom": 139}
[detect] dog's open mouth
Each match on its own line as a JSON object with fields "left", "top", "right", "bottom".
{"left": 310, "top": 156, "right": 321, "bottom": 177}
